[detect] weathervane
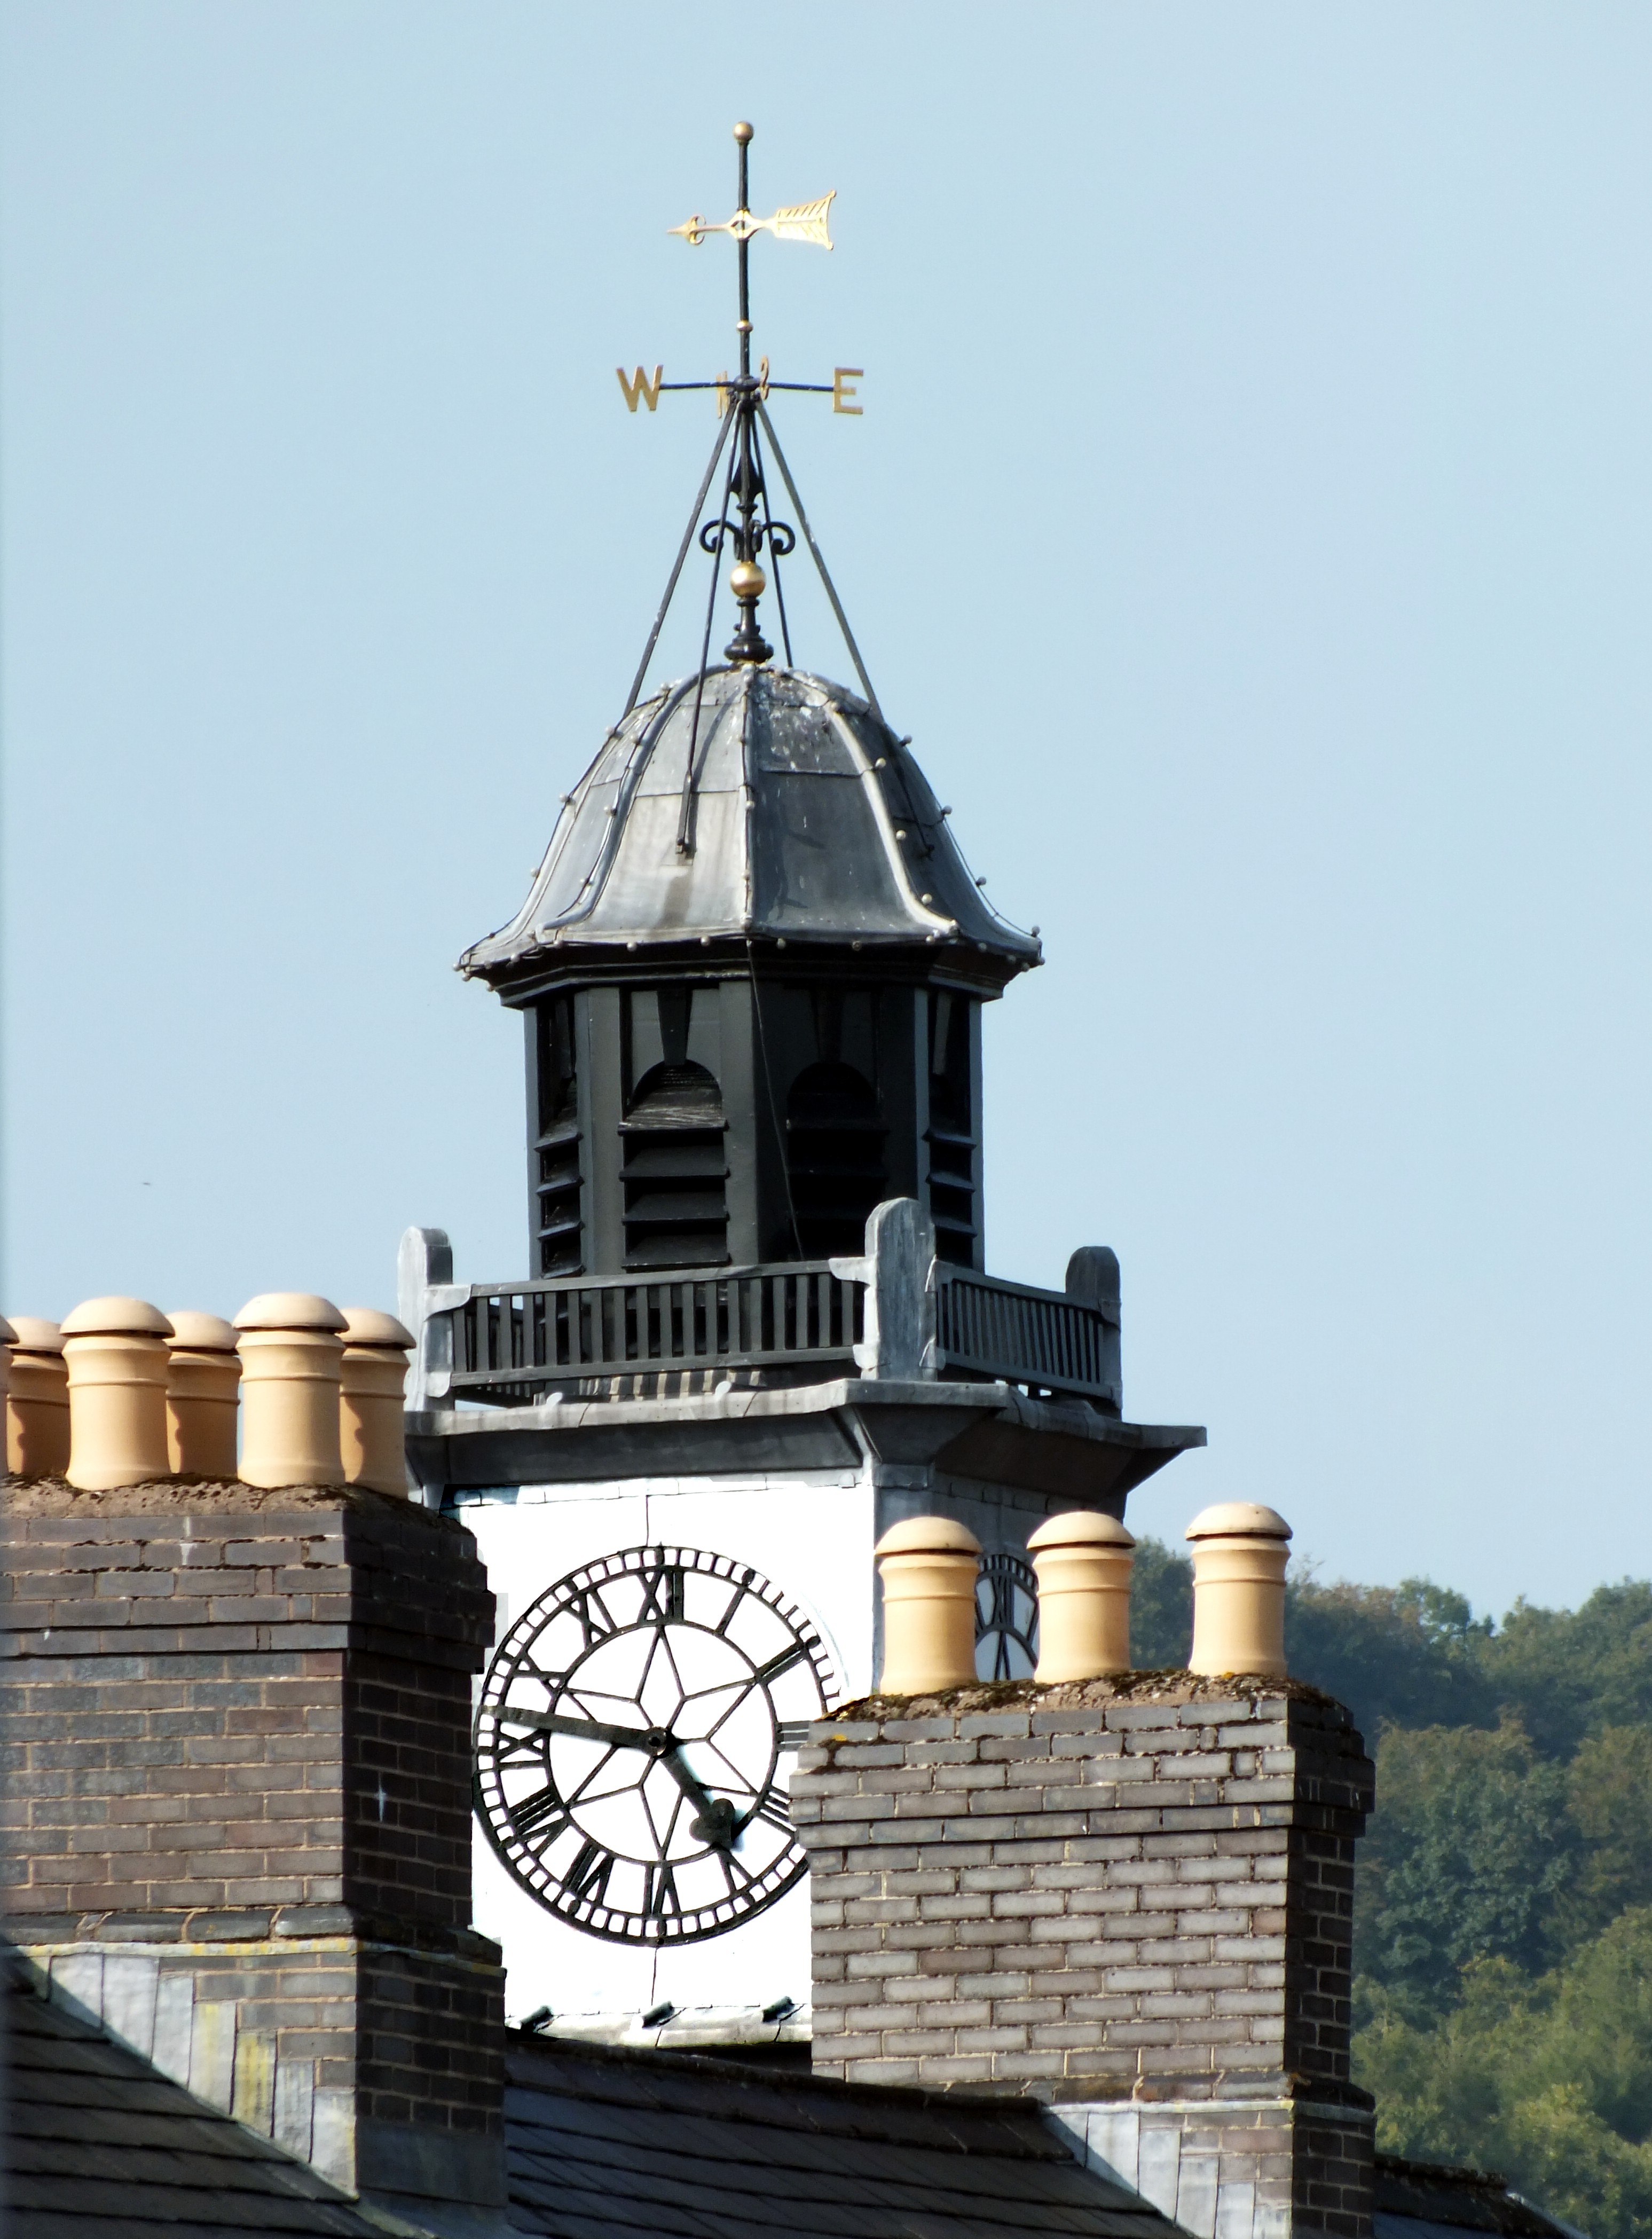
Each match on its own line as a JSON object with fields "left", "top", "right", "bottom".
{"left": 616, "top": 120, "right": 880, "bottom": 826}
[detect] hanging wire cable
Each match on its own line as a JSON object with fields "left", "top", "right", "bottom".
{"left": 624, "top": 409, "right": 737, "bottom": 718}
{"left": 750, "top": 415, "right": 793, "bottom": 669}
{"left": 745, "top": 936, "right": 805, "bottom": 1260}
{"left": 755, "top": 398, "right": 882, "bottom": 721}
{"left": 676, "top": 415, "right": 744, "bottom": 855}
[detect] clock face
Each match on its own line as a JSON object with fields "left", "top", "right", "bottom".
{"left": 977, "top": 1551, "right": 1039, "bottom": 1680}
{"left": 473, "top": 1544, "right": 839, "bottom": 1945}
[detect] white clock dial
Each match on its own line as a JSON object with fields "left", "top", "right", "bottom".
{"left": 473, "top": 1544, "right": 839, "bottom": 1945}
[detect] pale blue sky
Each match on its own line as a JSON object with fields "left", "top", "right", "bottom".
{"left": 3, "top": 4, "right": 1648, "bottom": 1614}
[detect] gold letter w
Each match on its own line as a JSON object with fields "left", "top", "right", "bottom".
{"left": 616, "top": 365, "right": 663, "bottom": 413}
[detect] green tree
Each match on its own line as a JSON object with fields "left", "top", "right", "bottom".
{"left": 1560, "top": 1726, "right": 1652, "bottom": 1949}
{"left": 1129, "top": 1536, "right": 1192, "bottom": 1668}
{"left": 1286, "top": 1576, "right": 1493, "bottom": 1743}
{"left": 1481, "top": 1583, "right": 1652, "bottom": 1760}
{"left": 1356, "top": 1722, "right": 1577, "bottom": 2000}
{"left": 1356, "top": 1912, "right": 1652, "bottom": 2239}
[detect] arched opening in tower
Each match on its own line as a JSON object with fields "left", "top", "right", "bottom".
{"left": 784, "top": 1059, "right": 887, "bottom": 1259}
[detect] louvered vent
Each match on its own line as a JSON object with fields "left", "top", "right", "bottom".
{"left": 620, "top": 1061, "right": 729, "bottom": 1269}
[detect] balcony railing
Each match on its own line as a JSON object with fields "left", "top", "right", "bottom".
{"left": 447, "top": 1263, "right": 863, "bottom": 1402}
{"left": 403, "top": 1204, "right": 1122, "bottom": 1411}
{"left": 933, "top": 1266, "right": 1119, "bottom": 1405}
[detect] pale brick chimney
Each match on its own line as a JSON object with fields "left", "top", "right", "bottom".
{"left": 791, "top": 1676, "right": 1376, "bottom": 2239}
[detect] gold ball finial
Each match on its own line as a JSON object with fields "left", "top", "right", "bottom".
{"left": 733, "top": 121, "right": 754, "bottom": 144}
{"left": 728, "top": 559, "right": 767, "bottom": 600}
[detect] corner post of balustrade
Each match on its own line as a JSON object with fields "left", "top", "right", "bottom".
{"left": 1066, "top": 1245, "right": 1122, "bottom": 1416}
{"left": 848, "top": 1198, "right": 938, "bottom": 1381}
{"left": 398, "top": 1225, "right": 468, "bottom": 1415}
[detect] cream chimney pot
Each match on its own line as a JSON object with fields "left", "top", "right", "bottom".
{"left": 59, "top": 1297, "right": 175, "bottom": 1490}
{"left": 233, "top": 1293, "right": 348, "bottom": 1488}
{"left": 339, "top": 1308, "right": 414, "bottom": 1497}
{"left": 163, "top": 1311, "right": 242, "bottom": 1480}
{"left": 874, "top": 1515, "right": 981, "bottom": 1695}
{"left": 1186, "top": 1501, "right": 1293, "bottom": 1678}
{"left": 5, "top": 1318, "right": 70, "bottom": 1480}
{"left": 1027, "top": 1510, "right": 1136, "bottom": 1682}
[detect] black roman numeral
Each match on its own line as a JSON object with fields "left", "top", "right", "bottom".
{"left": 639, "top": 1564, "right": 686, "bottom": 1624}
{"left": 512, "top": 1785, "right": 568, "bottom": 1844}
{"left": 752, "top": 1792, "right": 794, "bottom": 1836}
{"left": 715, "top": 1847, "right": 755, "bottom": 1895}
{"left": 642, "top": 1860, "right": 681, "bottom": 1921}
{"left": 754, "top": 1641, "right": 808, "bottom": 1686}
{"left": 565, "top": 1839, "right": 614, "bottom": 1907}
{"left": 713, "top": 1571, "right": 753, "bottom": 1635}
{"left": 568, "top": 1588, "right": 619, "bottom": 1648}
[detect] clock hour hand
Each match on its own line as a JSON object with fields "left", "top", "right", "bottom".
{"left": 496, "top": 1706, "right": 739, "bottom": 1848}
{"left": 657, "top": 1748, "right": 739, "bottom": 1849}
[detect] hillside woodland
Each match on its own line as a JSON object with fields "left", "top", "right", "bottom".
{"left": 1130, "top": 1542, "right": 1652, "bottom": 2239}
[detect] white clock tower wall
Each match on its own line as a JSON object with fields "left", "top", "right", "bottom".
{"left": 440, "top": 1415, "right": 1188, "bottom": 2036}
{"left": 455, "top": 1465, "right": 876, "bottom": 2026}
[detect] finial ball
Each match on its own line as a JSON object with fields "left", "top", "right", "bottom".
{"left": 733, "top": 120, "right": 754, "bottom": 144}
{"left": 729, "top": 559, "right": 767, "bottom": 600}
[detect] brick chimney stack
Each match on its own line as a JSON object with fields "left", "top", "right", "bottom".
{"left": 792, "top": 1665, "right": 1376, "bottom": 2237}
{"left": 1, "top": 1475, "right": 503, "bottom": 2227}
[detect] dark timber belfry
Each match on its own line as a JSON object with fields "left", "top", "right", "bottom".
{"left": 458, "top": 122, "right": 1039, "bottom": 1282}
{"left": 460, "top": 667, "right": 1036, "bottom": 1278}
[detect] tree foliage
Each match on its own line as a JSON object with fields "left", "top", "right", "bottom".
{"left": 1357, "top": 1914, "right": 1652, "bottom": 2238}
{"left": 1126, "top": 1540, "right": 1652, "bottom": 2236}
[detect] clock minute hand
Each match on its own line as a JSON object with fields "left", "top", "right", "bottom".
{"left": 497, "top": 1708, "right": 653, "bottom": 1751}
{"left": 496, "top": 1707, "right": 739, "bottom": 1848}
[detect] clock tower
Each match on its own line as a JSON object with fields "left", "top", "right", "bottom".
{"left": 401, "top": 124, "right": 1205, "bottom": 2052}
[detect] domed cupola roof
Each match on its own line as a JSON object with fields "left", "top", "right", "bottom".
{"left": 458, "top": 665, "right": 1040, "bottom": 988}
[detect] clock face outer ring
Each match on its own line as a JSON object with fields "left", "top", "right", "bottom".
{"left": 473, "top": 1543, "right": 839, "bottom": 1946}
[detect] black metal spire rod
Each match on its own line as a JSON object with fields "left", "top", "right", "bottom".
{"left": 721, "top": 122, "right": 775, "bottom": 669}
{"left": 623, "top": 122, "right": 879, "bottom": 721}
{"left": 622, "top": 406, "right": 736, "bottom": 719}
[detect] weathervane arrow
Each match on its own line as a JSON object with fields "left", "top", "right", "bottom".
{"left": 669, "top": 192, "right": 836, "bottom": 251}
{"left": 617, "top": 121, "right": 884, "bottom": 768}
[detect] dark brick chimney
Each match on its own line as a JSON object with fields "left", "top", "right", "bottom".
{"left": 0, "top": 1479, "right": 504, "bottom": 2224}
{"left": 791, "top": 1678, "right": 1376, "bottom": 2239}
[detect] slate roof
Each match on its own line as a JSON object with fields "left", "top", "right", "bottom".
{"left": 3, "top": 1971, "right": 381, "bottom": 2239}
{"left": 3, "top": 1969, "right": 1590, "bottom": 2239}
{"left": 1374, "top": 2154, "right": 1584, "bottom": 2239}
{"left": 502, "top": 2032, "right": 1177, "bottom": 2238}
{"left": 458, "top": 665, "right": 1041, "bottom": 982}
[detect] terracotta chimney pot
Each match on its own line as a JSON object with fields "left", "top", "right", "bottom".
{"left": 233, "top": 1293, "right": 348, "bottom": 1488}
{"left": 163, "top": 1311, "right": 241, "bottom": 1479}
{"left": 339, "top": 1308, "right": 414, "bottom": 1497}
{"left": 5, "top": 1316, "right": 72, "bottom": 1479}
{"left": 874, "top": 1515, "right": 981, "bottom": 1694}
{"left": 1027, "top": 1510, "right": 1136, "bottom": 1682}
{"left": 1186, "top": 1501, "right": 1293, "bottom": 1678}
{"left": 59, "top": 1297, "right": 175, "bottom": 1490}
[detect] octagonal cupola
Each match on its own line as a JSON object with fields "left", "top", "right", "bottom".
{"left": 459, "top": 124, "right": 1042, "bottom": 1284}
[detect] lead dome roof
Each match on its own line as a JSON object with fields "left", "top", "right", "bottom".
{"left": 459, "top": 665, "right": 1040, "bottom": 984}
